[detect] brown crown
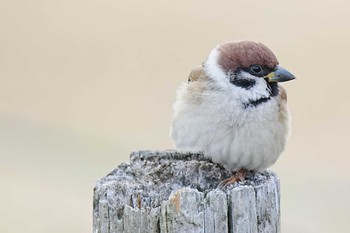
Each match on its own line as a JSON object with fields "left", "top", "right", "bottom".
{"left": 217, "top": 41, "right": 279, "bottom": 73}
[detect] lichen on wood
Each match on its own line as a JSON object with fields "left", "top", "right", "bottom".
{"left": 93, "top": 150, "right": 280, "bottom": 233}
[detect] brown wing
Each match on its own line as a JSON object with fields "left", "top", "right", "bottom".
{"left": 279, "top": 85, "right": 288, "bottom": 104}
{"left": 278, "top": 85, "right": 289, "bottom": 123}
{"left": 188, "top": 65, "right": 208, "bottom": 83}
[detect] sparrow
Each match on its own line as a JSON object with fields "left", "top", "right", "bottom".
{"left": 170, "top": 41, "right": 295, "bottom": 187}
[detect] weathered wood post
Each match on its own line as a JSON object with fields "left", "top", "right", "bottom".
{"left": 93, "top": 150, "right": 280, "bottom": 233}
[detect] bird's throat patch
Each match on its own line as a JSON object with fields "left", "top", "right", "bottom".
{"left": 244, "top": 96, "right": 271, "bottom": 108}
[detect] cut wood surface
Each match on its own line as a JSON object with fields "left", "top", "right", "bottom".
{"left": 93, "top": 150, "right": 280, "bottom": 233}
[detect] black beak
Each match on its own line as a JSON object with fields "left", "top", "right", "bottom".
{"left": 265, "top": 65, "right": 296, "bottom": 82}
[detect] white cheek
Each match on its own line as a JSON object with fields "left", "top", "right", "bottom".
{"left": 230, "top": 71, "right": 270, "bottom": 102}
{"left": 204, "top": 51, "right": 271, "bottom": 103}
{"left": 203, "top": 47, "right": 229, "bottom": 89}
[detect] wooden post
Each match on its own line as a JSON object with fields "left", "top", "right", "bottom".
{"left": 93, "top": 150, "right": 280, "bottom": 233}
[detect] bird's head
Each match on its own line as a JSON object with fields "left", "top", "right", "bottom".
{"left": 203, "top": 41, "right": 295, "bottom": 104}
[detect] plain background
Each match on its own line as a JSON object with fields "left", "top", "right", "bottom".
{"left": 1, "top": 0, "right": 349, "bottom": 232}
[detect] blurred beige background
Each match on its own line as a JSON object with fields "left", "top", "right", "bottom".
{"left": 1, "top": 0, "right": 349, "bottom": 232}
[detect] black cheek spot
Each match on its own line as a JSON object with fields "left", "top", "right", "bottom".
{"left": 230, "top": 79, "right": 256, "bottom": 89}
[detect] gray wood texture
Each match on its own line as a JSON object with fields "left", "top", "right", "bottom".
{"left": 93, "top": 150, "right": 280, "bottom": 233}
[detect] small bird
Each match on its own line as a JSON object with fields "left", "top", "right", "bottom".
{"left": 170, "top": 41, "right": 295, "bottom": 187}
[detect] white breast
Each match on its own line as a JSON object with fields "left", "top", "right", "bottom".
{"left": 170, "top": 82, "right": 290, "bottom": 172}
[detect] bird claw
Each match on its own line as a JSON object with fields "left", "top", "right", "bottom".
{"left": 218, "top": 169, "right": 247, "bottom": 189}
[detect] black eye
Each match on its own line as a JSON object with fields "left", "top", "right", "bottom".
{"left": 249, "top": 65, "right": 264, "bottom": 76}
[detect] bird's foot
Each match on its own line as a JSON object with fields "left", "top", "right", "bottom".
{"left": 218, "top": 169, "right": 247, "bottom": 189}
